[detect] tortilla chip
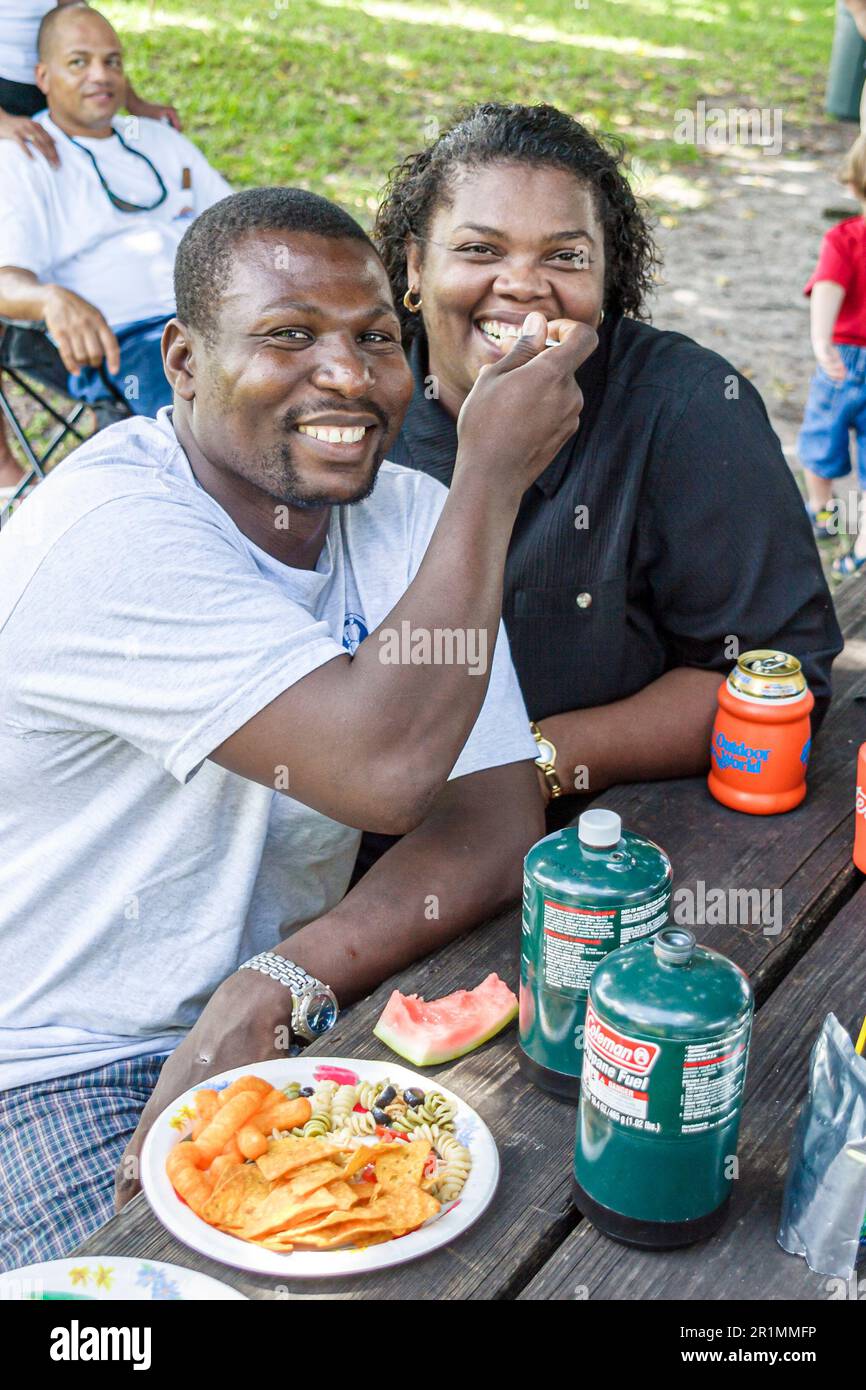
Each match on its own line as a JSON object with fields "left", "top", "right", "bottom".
{"left": 372, "top": 1182, "right": 440, "bottom": 1232}
{"left": 372, "top": 1140, "right": 430, "bottom": 1190}
{"left": 256, "top": 1137, "right": 343, "bottom": 1182}
{"left": 238, "top": 1185, "right": 336, "bottom": 1240}
{"left": 271, "top": 1159, "right": 344, "bottom": 1200}
{"left": 340, "top": 1142, "right": 393, "bottom": 1179}
{"left": 351, "top": 1231, "right": 398, "bottom": 1249}
{"left": 291, "top": 1222, "right": 396, "bottom": 1249}
{"left": 201, "top": 1163, "right": 269, "bottom": 1227}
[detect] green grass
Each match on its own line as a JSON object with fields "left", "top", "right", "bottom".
{"left": 3, "top": 0, "right": 839, "bottom": 479}
{"left": 107, "top": 0, "right": 836, "bottom": 222}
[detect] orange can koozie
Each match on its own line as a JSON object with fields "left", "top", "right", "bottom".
{"left": 708, "top": 650, "right": 813, "bottom": 816}
{"left": 855, "top": 743, "right": 866, "bottom": 872}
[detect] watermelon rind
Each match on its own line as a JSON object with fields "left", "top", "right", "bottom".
{"left": 372, "top": 990, "right": 518, "bottom": 1067}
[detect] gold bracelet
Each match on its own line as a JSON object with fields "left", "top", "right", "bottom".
{"left": 530, "top": 720, "right": 563, "bottom": 799}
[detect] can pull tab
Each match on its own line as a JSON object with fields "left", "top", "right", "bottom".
{"left": 654, "top": 928, "right": 696, "bottom": 966}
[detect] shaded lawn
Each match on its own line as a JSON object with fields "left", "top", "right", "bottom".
{"left": 108, "top": 0, "right": 835, "bottom": 220}
{"left": 3, "top": 0, "right": 841, "bottom": 494}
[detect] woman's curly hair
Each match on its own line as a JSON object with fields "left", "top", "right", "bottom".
{"left": 374, "top": 102, "right": 660, "bottom": 344}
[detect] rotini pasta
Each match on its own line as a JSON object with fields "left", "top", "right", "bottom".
{"left": 334, "top": 1109, "right": 377, "bottom": 1137}
{"left": 330, "top": 1083, "right": 357, "bottom": 1130}
{"left": 301, "top": 1111, "right": 332, "bottom": 1138}
{"left": 267, "top": 1075, "right": 472, "bottom": 1202}
{"left": 430, "top": 1135, "right": 471, "bottom": 1202}
{"left": 356, "top": 1078, "right": 386, "bottom": 1111}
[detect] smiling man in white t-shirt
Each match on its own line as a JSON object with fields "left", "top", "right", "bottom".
{"left": 0, "top": 185, "right": 596, "bottom": 1268}
{"left": 0, "top": 4, "right": 229, "bottom": 420}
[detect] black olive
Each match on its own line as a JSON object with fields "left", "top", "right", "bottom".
{"left": 371, "top": 1107, "right": 392, "bottom": 1126}
{"left": 403, "top": 1087, "right": 425, "bottom": 1108}
{"left": 375, "top": 1085, "right": 396, "bottom": 1108}
{"left": 299, "top": 1086, "right": 314, "bottom": 1097}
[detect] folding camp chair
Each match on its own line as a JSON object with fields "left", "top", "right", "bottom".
{"left": 0, "top": 315, "right": 131, "bottom": 513}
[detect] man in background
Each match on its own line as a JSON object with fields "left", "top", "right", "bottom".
{"left": 0, "top": 4, "right": 227, "bottom": 439}
{"left": 0, "top": 1, "right": 181, "bottom": 492}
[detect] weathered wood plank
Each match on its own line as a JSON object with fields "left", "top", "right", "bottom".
{"left": 76, "top": 583, "right": 866, "bottom": 1296}
{"left": 518, "top": 880, "right": 866, "bottom": 1301}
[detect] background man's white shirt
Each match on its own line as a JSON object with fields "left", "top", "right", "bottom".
{"left": 0, "top": 412, "right": 537, "bottom": 1088}
{"left": 0, "top": 112, "right": 230, "bottom": 326}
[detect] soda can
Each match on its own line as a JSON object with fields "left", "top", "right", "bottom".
{"left": 708, "top": 650, "right": 814, "bottom": 815}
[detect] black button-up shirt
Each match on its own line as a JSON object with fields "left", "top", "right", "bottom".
{"left": 388, "top": 314, "right": 843, "bottom": 729}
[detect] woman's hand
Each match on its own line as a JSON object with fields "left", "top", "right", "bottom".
{"left": 454, "top": 312, "right": 597, "bottom": 502}
{"left": 0, "top": 110, "right": 59, "bottom": 166}
{"left": 114, "top": 969, "right": 292, "bottom": 1210}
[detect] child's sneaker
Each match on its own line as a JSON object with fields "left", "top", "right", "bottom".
{"left": 806, "top": 502, "right": 837, "bottom": 541}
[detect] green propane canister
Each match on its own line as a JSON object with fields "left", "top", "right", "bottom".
{"left": 518, "top": 809, "right": 672, "bottom": 1101}
{"left": 573, "top": 927, "right": 754, "bottom": 1248}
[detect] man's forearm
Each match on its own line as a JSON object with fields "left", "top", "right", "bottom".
{"left": 275, "top": 759, "right": 544, "bottom": 1004}
{"left": 342, "top": 465, "right": 521, "bottom": 798}
{"left": 0, "top": 267, "right": 55, "bottom": 321}
{"left": 212, "top": 466, "right": 528, "bottom": 832}
{"left": 539, "top": 666, "right": 722, "bottom": 797}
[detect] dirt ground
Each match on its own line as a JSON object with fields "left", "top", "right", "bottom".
{"left": 647, "top": 121, "right": 857, "bottom": 480}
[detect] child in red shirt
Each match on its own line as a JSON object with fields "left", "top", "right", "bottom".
{"left": 798, "top": 136, "right": 866, "bottom": 574}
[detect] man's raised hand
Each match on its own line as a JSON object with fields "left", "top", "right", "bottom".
{"left": 455, "top": 312, "right": 598, "bottom": 502}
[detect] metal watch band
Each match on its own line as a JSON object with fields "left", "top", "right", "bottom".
{"left": 238, "top": 952, "right": 338, "bottom": 1045}
{"left": 239, "top": 951, "right": 320, "bottom": 995}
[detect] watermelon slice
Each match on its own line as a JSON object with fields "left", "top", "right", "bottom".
{"left": 373, "top": 973, "right": 518, "bottom": 1066}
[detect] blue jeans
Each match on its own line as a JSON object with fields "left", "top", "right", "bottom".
{"left": 66, "top": 314, "right": 173, "bottom": 419}
{"left": 797, "top": 343, "right": 866, "bottom": 488}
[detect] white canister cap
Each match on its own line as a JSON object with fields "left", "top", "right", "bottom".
{"left": 578, "top": 809, "right": 622, "bottom": 848}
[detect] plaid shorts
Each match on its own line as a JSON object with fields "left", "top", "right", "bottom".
{"left": 0, "top": 1054, "right": 166, "bottom": 1274}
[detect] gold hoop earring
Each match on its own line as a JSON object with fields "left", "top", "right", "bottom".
{"left": 403, "top": 288, "right": 423, "bottom": 313}
{"left": 598, "top": 308, "right": 605, "bottom": 327}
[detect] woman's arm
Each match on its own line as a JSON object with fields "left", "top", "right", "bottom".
{"left": 536, "top": 667, "right": 721, "bottom": 799}
{"left": 536, "top": 349, "right": 842, "bottom": 800}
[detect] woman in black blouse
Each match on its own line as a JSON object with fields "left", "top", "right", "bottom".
{"left": 373, "top": 102, "right": 842, "bottom": 808}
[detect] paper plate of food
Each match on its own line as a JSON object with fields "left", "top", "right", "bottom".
{"left": 0, "top": 1256, "right": 245, "bottom": 1300}
{"left": 141, "top": 1056, "right": 499, "bottom": 1277}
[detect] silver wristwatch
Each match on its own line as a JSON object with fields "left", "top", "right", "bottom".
{"left": 239, "top": 951, "right": 339, "bottom": 1043}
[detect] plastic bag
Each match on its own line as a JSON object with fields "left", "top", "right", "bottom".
{"left": 778, "top": 1013, "right": 866, "bottom": 1277}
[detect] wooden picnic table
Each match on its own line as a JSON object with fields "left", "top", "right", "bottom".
{"left": 75, "top": 576, "right": 866, "bottom": 1299}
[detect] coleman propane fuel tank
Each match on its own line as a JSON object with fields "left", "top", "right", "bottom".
{"left": 519, "top": 809, "right": 672, "bottom": 1101}
{"left": 573, "top": 927, "right": 754, "bottom": 1248}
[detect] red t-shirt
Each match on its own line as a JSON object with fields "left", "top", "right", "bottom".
{"left": 804, "top": 217, "right": 866, "bottom": 346}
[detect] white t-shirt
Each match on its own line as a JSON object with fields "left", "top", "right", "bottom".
{"left": 0, "top": 1, "right": 51, "bottom": 86}
{"left": 0, "top": 411, "right": 537, "bottom": 1088}
{"left": 0, "top": 112, "right": 230, "bottom": 327}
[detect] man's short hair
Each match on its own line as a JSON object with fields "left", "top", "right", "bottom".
{"left": 37, "top": 3, "right": 101, "bottom": 62}
{"left": 174, "top": 187, "right": 378, "bottom": 343}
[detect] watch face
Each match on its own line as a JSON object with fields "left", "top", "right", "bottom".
{"left": 303, "top": 991, "right": 338, "bottom": 1037}
{"left": 535, "top": 739, "right": 555, "bottom": 765}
